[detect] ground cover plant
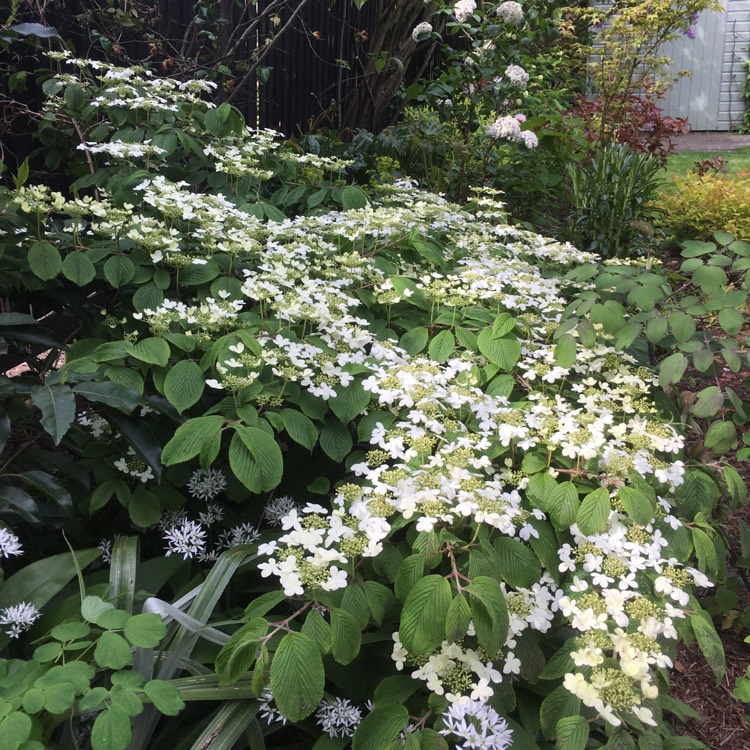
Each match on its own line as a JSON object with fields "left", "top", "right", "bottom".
{"left": 0, "top": 49, "right": 746, "bottom": 750}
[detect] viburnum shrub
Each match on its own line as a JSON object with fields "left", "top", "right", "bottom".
{"left": 658, "top": 170, "right": 750, "bottom": 240}
{"left": 0, "top": 54, "right": 742, "bottom": 749}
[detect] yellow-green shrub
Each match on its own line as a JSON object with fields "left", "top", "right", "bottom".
{"left": 658, "top": 170, "right": 750, "bottom": 240}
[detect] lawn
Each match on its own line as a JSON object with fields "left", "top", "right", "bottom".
{"left": 665, "top": 147, "right": 750, "bottom": 178}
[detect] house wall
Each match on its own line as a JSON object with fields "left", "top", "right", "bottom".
{"left": 659, "top": 0, "right": 749, "bottom": 131}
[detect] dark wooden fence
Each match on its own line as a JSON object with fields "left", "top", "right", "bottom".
{"left": 47, "top": 0, "right": 387, "bottom": 135}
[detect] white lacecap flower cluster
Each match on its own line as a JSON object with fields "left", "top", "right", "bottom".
{"left": 496, "top": 0, "right": 524, "bottom": 24}
{"left": 113, "top": 446, "right": 155, "bottom": 483}
{"left": 412, "top": 22, "right": 433, "bottom": 41}
{"left": 454, "top": 0, "right": 477, "bottom": 23}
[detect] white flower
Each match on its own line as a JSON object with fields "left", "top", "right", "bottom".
{"left": 518, "top": 130, "right": 538, "bottom": 149}
{"left": 258, "top": 688, "right": 287, "bottom": 726}
{"left": 504, "top": 64, "right": 529, "bottom": 88}
{"left": 0, "top": 528, "right": 23, "bottom": 558}
{"left": 316, "top": 698, "right": 363, "bottom": 738}
{"left": 496, "top": 1, "right": 523, "bottom": 23}
{"left": 187, "top": 468, "right": 228, "bottom": 501}
{"left": 0, "top": 602, "right": 41, "bottom": 638}
{"left": 440, "top": 699, "right": 513, "bottom": 750}
{"left": 163, "top": 520, "right": 207, "bottom": 559}
{"left": 264, "top": 495, "right": 299, "bottom": 526}
{"left": 412, "top": 22, "right": 433, "bottom": 41}
{"left": 454, "top": 0, "right": 477, "bottom": 23}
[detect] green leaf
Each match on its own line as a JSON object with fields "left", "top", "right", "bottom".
{"left": 363, "top": 581, "right": 395, "bottom": 626}
{"left": 546, "top": 481, "right": 579, "bottom": 529}
{"left": 330, "top": 608, "right": 361, "bottom": 665}
{"left": 704, "top": 420, "right": 736, "bottom": 454}
{"left": 215, "top": 617, "right": 268, "bottom": 684}
{"left": 28, "top": 241, "right": 62, "bottom": 280}
{"left": 330, "top": 380, "right": 370, "bottom": 424}
{"left": 394, "top": 554, "right": 426, "bottom": 602}
{"left": 162, "top": 416, "right": 224, "bottom": 465}
{"left": 493, "top": 537, "right": 541, "bottom": 588}
{"left": 618, "top": 486, "right": 654, "bottom": 525}
{"left": 693, "top": 264, "right": 727, "bottom": 292}
{"left": 73, "top": 381, "right": 140, "bottom": 412}
{"left": 30, "top": 383, "right": 75, "bottom": 445}
{"left": 132, "top": 282, "right": 164, "bottom": 312}
{"left": 445, "top": 594, "right": 471, "bottom": 642}
{"left": 320, "top": 419, "right": 352, "bottom": 462}
{"left": 646, "top": 316, "right": 668, "bottom": 344}
{"left": 668, "top": 311, "right": 696, "bottom": 342}
{"left": 352, "top": 704, "right": 409, "bottom": 750}
{"left": 400, "top": 327, "right": 429, "bottom": 355}
{"left": 576, "top": 486, "right": 611, "bottom": 535}
{"left": 0, "top": 712, "right": 32, "bottom": 750}
{"left": 554, "top": 334, "right": 576, "bottom": 368}
{"left": 163, "top": 360, "right": 204, "bottom": 413}
{"left": 128, "top": 487, "right": 161, "bottom": 528}
{"left": 659, "top": 352, "right": 688, "bottom": 386}
{"left": 103, "top": 256, "right": 136, "bottom": 288}
{"left": 301, "top": 609, "right": 331, "bottom": 654}
{"left": 342, "top": 185, "right": 369, "bottom": 210}
{"left": 229, "top": 426, "right": 283, "bottom": 493}
{"left": 429, "top": 330, "right": 455, "bottom": 363}
{"left": 91, "top": 705, "right": 132, "bottom": 750}
{"left": 124, "top": 613, "right": 166, "bottom": 648}
{"left": 556, "top": 715, "right": 589, "bottom": 750}
{"left": 718, "top": 307, "right": 743, "bottom": 335}
{"left": 540, "top": 686, "right": 581, "bottom": 739}
{"left": 281, "top": 409, "right": 317, "bottom": 451}
{"left": 690, "top": 610, "right": 727, "bottom": 685}
{"left": 269, "top": 632, "right": 324, "bottom": 721}
{"left": 477, "top": 329, "right": 521, "bottom": 370}
{"left": 692, "top": 386, "right": 724, "bottom": 419}
{"left": 399, "top": 575, "right": 452, "bottom": 655}
{"left": 62, "top": 252, "right": 96, "bottom": 285}
{"left": 95, "top": 631, "right": 133, "bottom": 670}
{"left": 143, "top": 680, "right": 185, "bottom": 716}
{"left": 465, "top": 576, "right": 508, "bottom": 656}
{"left": 131, "top": 338, "right": 170, "bottom": 367}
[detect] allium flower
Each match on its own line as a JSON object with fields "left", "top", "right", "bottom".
{"left": 258, "top": 688, "right": 287, "bottom": 726}
{"left": 98, "top": 538, "right": 113, "bottom": 564}
{"left": 198, "top": 503, "right": 225, "bottom": 526}
{"left": 218, "top": 522, "right": 261, "bottom": 548}
{"left": 0, "top": 602, "right": 41, "bottom": 638}
{"left": 504, "top": 64, "right": 529, "bottom": 88}
{"left": 454, "top": 0, "right": 477, "bottom": 23}
{"left": 412, "top": 22, "right": 433, "bottom": 41}
{"left": 187, "top": 468, "right": 228, "bottom": 501}
{"left": 496, "top": 0, "right": 523, "bottom": 24}
{"left": 163, "top": 520, "right": 207, "bottom": 559}
{"left": 0, "top": 528, "right": 23, "bottom": 558}
{"left": 263, "top": 495, "right": 299, "bottom": 526}
{"left": 316, "top": 698, "right": 364, "bottom": 738}
{"left": 440, "top": 700, "right": 513, "bottom": 750}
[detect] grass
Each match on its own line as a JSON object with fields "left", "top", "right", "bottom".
{"left": 664, "top": 147, "right": 750, "bottom": 179}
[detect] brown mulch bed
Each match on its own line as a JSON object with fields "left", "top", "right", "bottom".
{"left": 670, "top": 629, "right": 750, "bottom": 748}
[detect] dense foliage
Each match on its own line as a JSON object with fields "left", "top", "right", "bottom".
{"left": 0, "top": 50, "right": 746, "bottom": 750}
